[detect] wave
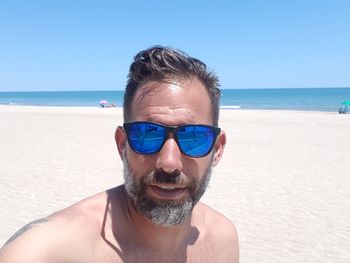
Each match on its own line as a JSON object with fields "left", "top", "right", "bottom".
{"left": 220, "top": 105, "right": 241, "bottom": 109}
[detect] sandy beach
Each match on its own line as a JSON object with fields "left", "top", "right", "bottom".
{"left": 0, "top": 105, "right": 349, "bottom": 262}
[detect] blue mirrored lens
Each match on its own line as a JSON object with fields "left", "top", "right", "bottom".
{"left": 177, "top": 126, "right": 214, "bottom": 157}
{"left": 128, "top": 123, "right": 165, "bottom": 154}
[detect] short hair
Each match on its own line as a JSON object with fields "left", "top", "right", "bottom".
{"left": 123, "top": 46, "right": 221, "bottom": 126}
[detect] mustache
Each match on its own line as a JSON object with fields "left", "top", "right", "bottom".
{"left": 143, "top": 169, "right": 192, "bottom": 186}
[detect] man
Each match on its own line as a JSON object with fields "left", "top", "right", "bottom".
{"left": 0, "top": 46, "right": 239, "bottom": 262}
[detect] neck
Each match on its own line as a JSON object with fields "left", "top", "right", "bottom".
{"left": 123, "top": 190, "right": 195, "bottom": 251}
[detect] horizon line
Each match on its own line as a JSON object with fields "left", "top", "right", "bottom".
{"left": 1, "top": 86, "right": 350, "bottom": 93}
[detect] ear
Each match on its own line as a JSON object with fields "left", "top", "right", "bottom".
{"left": 115, "top": 126, "right": 126, "bottom": 160}
{"left": 212, "top": 131, "right": 226, "bottom": 167}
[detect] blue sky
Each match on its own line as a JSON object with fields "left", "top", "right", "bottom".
{"left": 0, "top": 0, "right": 349, "bottom": 91}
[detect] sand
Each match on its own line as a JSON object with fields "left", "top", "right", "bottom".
{"left": 0, "top": 105, "right": 349, "bottom": 262}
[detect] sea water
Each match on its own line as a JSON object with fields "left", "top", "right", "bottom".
{"left": 0, "top": 88, "right": 349, "bottom": 112}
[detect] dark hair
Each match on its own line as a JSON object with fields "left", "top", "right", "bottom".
{"left": 123, "top": 46, "right": 221, "bottom": 126}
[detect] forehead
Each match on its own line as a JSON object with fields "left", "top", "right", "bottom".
{"left": 130, "top": 78, "right": 213, "bottom": 125}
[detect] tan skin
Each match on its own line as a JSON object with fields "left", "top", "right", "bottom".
{"left": 0, "top": 78, "right": 239, "bottom": 262}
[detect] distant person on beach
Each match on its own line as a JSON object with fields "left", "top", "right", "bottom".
{"left": 0, "top": 46, "right": 239, "bottom": 262}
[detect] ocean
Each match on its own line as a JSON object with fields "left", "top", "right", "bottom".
{"left": 0, "top": 88, "right": 349, "bottom": 112}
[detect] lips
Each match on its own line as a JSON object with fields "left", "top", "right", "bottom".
{"left": 148, "top": 184, "right": 187, "bottom": 200}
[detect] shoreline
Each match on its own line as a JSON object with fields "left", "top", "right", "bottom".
{"left": 0, "top": 104, "right": 342, "bottom": 114}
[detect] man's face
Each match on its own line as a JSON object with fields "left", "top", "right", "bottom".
{"left": 117, "top": 78, "right": 225, "bottom": 227}
{"left": 122, "top": 150, "right": 213, "bottom": 227}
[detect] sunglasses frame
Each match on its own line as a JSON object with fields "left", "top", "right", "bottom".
{"left": 123, "top": 121, "right": 221, "bottom": 158}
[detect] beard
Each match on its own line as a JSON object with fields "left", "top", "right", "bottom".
{"left": 122, "top": 150, "right": 213, "bottom": 227}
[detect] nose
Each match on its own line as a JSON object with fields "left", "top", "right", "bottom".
{"left": 156, "top": 138, "right": 183, "bottom": 173}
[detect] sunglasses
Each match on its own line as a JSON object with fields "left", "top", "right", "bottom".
{"left": 123, "top": 121, "right": 221, "bottom": 158}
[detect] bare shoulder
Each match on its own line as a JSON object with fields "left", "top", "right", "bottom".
{"left": 196, "top": 202, "right": 239, "bottom": 240}
{"left": 0, "top": 189, "right": 111, "bottom": 262}
{"left": 194, "top": 202, "right": 239, "bottom": 262}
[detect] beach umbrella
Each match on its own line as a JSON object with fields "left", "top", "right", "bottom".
{"left": 99, "top": 100, "right": 108, "bottom": 105}
{"left": 341, "top": 101, "right": 350, "bottom": 105}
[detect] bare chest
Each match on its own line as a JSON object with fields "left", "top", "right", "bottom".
{"left": 91, "top": 237, "right": 226, "bottom": 263}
